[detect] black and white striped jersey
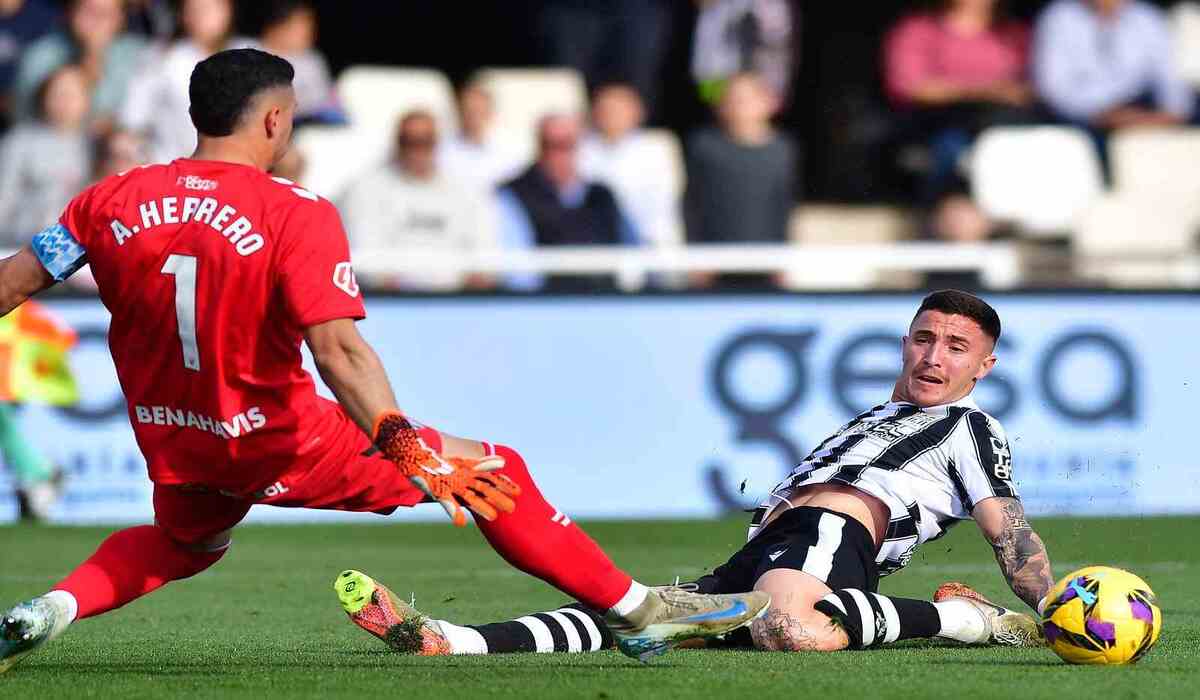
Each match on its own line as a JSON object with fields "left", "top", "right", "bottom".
{"left": 750, "top": 396, "right": 1017, "bottom": 577}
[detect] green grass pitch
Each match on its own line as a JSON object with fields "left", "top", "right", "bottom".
{"left": 1, "top": 516, "right": 1197, "bottom": 699}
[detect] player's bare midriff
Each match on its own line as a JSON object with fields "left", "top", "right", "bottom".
{"left": 761, "top": 483, "right": 890, "bottom": 551}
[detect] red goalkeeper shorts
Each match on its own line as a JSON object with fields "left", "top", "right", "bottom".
{"left": 152, "top": 407, "right": 452, "bottom": 545}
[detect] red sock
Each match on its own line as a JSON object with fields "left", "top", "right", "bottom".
{"left": 53, "top": 525, "right": 226, "bottom": 620}
{"left": 474, "top": 445, "right": 634, "bottom": 611}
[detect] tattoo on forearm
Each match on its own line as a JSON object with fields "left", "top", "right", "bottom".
{"left": 750, "top": 608, "right": 831, "bottom": 652}
{"left": 990, "top": 498, "right": 1055, "bottom": 611}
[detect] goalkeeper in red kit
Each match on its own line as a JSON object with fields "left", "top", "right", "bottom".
{"left": 0, "top": 49, "right": 767, "bottom": 672}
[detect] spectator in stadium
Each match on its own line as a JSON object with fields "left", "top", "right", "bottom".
{"left": 338, "top": 110, "right": 497, "bottom": 292}
{"left": 692, "top": 0, "right": 797, "bottom": 107}
{"left": 120, "top": 0, "right": 251, "bottom": 163}
{"left": 270, "top": 144, "right": 305, "bottom": 183}
{"left": 124, "top": 0, "right": 176, "bottom": 40}
{"left": 0, "top": 65, "right": 91, "bottom": 247}
{"left": 11, "top": 0, "right": 145, "bottom": 130}
{"left": 91, "top": 128, "right": 146, "bottom": 181}
{"left": 922, "top": 190, "right": 1004, "bottom": 289}
{"left": 884, "top": 0, "right": 1036, "bottom": 203}
{"left": 538, "top": 0, "right": 672, "bottom": 120}
{"left": 251, "top": 0, "right": 343, "bottom": 125}
{"left": 580, "top": 83, "right": 684, "bottom": 254}
{"left": 438, "top": 79, "right": 524, "bottom": 192}
{"left": 496, "top": 113, "right": 637, "bottom": 292}
{"left": 684, "top": 72, "right": 796, "bottom": 289}
{"left": 0, "top": 0, "right": 59, "bottom": 128}
{"left": 1033, "top": 0, "right": 1193, "bottom": 169}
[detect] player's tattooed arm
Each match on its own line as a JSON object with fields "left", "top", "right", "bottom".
{"left": 974, "top": 496, "right": 1055, "bottom": 611}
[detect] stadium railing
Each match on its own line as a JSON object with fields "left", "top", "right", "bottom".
{"left": 348, "top": 242, "right": 1024, "bottom": 291}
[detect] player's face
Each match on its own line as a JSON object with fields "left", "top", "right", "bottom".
{"left": 894, "top": 311, "right": 996, "bottom": 407}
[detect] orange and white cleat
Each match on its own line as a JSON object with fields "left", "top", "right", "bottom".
{"left": 334, "top": 570, "right": 451, "bottom": 656}
{"left": 934, "top": 581, "right": 996, "bottom": 606}
{"left": 933, "top": 582, "right": 1044, "bottom": 647}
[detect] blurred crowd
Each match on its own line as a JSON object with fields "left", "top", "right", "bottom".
{"left": 885, "top": 0, "right": 1198, "bottom": 252}
{"left": 0, "top": 0, "right": 340, "bottom": 243}
{"left": 1, "top": 0, "right": 1198, "bottom": 292}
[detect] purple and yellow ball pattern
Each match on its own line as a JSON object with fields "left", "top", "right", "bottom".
{"left": 1042, "top": 566, "right": 1162, "bottom": 665}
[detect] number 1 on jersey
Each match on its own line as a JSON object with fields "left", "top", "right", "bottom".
{"left": 161, "top": 254, "right": 200, "bottom": 371}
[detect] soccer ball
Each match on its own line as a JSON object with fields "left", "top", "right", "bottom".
{"left": 1042, "top": 566, "right": 1162, "bottom": 665}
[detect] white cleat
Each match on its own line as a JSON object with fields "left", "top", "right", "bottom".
{"left": 934, "top": 583, "right": 1043, "bottom": 647}
{"left": 0, "top": 597, "right": 71, "bottom": 674}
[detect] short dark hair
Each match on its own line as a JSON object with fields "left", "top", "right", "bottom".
{"left": 189, "top": 48, "right": 294, "bottom": 137}
{"left": 913, "top": 290, "right": 1001, "bottom": 344}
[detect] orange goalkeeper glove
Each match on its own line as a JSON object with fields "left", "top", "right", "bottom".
{"left": 371, "top": 411, "right": 520, "bottom": 526}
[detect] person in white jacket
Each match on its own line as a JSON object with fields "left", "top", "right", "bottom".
{"left": 339, "top": 110, "right": 498, "bottom": 292}
{"left": 119, "top": 0, "right": 250, "bottom": 163}
{"left": 580, "top": 83, "right": 683, "bottom": 254}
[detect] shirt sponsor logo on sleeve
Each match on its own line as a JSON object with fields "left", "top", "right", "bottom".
{"left": 333, "top": 261, "right": 359, "bottom": 297}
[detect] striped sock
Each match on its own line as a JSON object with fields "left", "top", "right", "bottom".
{"left": 814, "top": 589, "right": 940, "bottom": 649}
{"left": 442, "top": 603, "right": 613, "bottom": 654}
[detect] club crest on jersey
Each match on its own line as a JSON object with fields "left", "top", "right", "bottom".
{"left": 333, "top": 261, "right": 359, "bottom": 297}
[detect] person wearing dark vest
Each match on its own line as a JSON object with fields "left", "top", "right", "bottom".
{"left": 496, "top": 113, "right": 638, "bottom": 292}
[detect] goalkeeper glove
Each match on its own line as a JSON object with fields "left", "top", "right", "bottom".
{"left": 371, "top": 411, "right": 520, "bottom": 526}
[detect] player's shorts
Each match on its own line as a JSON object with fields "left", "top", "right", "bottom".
{"left": 698, "top": 506, "right": 880, "bottom": 594}
{"left": 152, "top": 408, "right": 456, "bottom": 545}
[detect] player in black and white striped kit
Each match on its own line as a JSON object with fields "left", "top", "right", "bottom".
{"left": 336, "top": 291, "right": 1056, "bottom": 655}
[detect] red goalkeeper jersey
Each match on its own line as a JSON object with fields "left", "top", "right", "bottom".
{"left": 34, "top": 159, "right": 366, "bottom": 491}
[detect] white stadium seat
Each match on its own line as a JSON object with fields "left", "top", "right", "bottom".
{"left": 334, "top": 66, "right": 457, "bottom": 148}
{"left": 1072, "top": 193, "right": 1200, "bottom": 286}
{"left": 790, "top": 205, "right": 915, "bottom": 245}
{"left": 1108, "top": 128, "right": 1200, "bottom": 198}
{"left": 1171, "top": 2, "right": 1200, "bottom": 87}
{"left": 292, "top": 126, "right": 385, "bottom": 200}
{"left": 969, "top": 126, "right": 1104, "bottom": 236}
{"left": 1074, "top": 193, "right": 1199, "bottom": 256}
{"left": 473, "top": 68, "right": 588, "bottom": 160}
{"left": 1100, "top": 129, "right": 1200, "bottom": 285}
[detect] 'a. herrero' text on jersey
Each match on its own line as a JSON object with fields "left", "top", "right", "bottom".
{"left": 109, "top": 195, "right": 266, "bottom": 256}
{"left": 751, "top": 397, "right": 1016, "bottom": 576}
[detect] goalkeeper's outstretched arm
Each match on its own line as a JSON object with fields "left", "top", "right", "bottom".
{"left": 973, "top": 496, "right": 1055, "bottom": 612}
{"left": 304, "top": 317, "right": 400, "bottom": 435}
{"left": 0, "top": 246, "right": 56, "bottom": 317}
